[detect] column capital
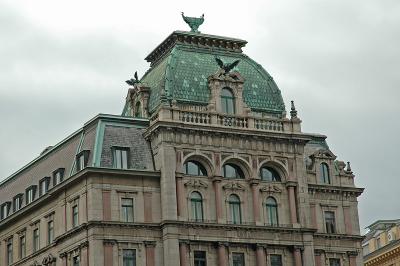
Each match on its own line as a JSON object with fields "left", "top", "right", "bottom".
{"left": 103, "top": 239, "right": 117, "bottom": 246}
{"left": 314, "top": 249, "right": 324, "bottom": 255}
{"left": 347, "top": 251, "right": 358, "bottom": 257}
{"left": 144, "top": 241, "right": 157, "bottom": 247}
{"left": 248, "top": 178, "right": 260, "bottom": 186}
{"left": 217, "top": 241, "right": 229, "bottom": 247}
{"left": 179, "top": 240, "right": 190, "bottom": 245}
{"left": 293, "top": 245, "right": 304, "bottom": 252}
{"left": 286, "top": 181, "right": 298, "bottom": 188}
{"left": 212, "top": 176, "right": 223, "bottom": 182}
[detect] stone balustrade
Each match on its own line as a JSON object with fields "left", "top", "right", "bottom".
{"left": 153, "top": 107, "right": 301, "bottom": 132}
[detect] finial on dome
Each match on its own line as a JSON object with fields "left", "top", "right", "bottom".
{"left": 290, "top": 100, "right": 298, "bottom": 118}
{"left": 346, "top": 161, "right": 352, "bottom": 173}
{"left": 181, "top": 12, "right": 204, "bottom": 33}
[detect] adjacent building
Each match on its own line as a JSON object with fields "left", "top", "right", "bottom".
{"left": 0, "top": 16, "right": 364, "bottom": 266}
{"left": 363, "top": 220, "right": 400, "bottom": 266}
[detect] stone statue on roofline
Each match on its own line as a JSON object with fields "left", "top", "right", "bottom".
{"left": 181, "top": 12, "right": 204, "bottom": 33}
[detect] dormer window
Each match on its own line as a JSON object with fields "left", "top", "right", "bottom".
{"left": 320, "top": 163, "right": 330, "bottom": 184}
{"left": 1, "top": 202, "right": 11, "bottom": 220}
{"left": 135, "top": 102, "right": 142, "bottom": 117}
{"left": 13, "top": 194, "right": 23, "bottom": 212}
{"left": 112, "top": 147, "right": 129, "bottom": 169}
{"left": 39, "top": 177, "right": 51, "bottom": 196}
{"left": 76, "top": 150, "right": 90, "bottom": 171}
{"left": 53, "top": 168, "right": 65, "bottom": 186}
{"left": 26, "top": 186, "right": 37, "bottom": 205}
{"left": 221, "top": 87, "right": 235, "bottom": 114}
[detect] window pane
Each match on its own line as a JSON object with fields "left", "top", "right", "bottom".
{"left": 223, "top": 164, "right": 243, "bottom": 179}
{"left": 121, "top": 150, "right": 128, "bottom": 169}
{"left": 229, "top": 195, "right": 241, "bottom": 224}
{"left": 73, "top": 205, "right": 79, "bottom": 227}
{"left": 232, "top": 253, "right": 244, "bottom": 266}
{"left": 329, "top": 258, "right": 341, "bottom": 266}
{"left": 7, "top": 239, "right": 13, "bottom": 265}
{"left": 325, "top": 211, "right": 336, "bottom": 233}
{"left": 194, "top": 251, "right": 206, "bottom": 266}
{"left": 270, "top": 255, "right": 282, "bottom": 266}
{"left": 122, "top": 198, "right": 134, "bottom": 222}
{"left": 221, "top": 88, "right": 235, "bottom": 114}
{"left": 320, "top": 163, "right": 330, "bottom": 184}
{"left": 33, "top": 228, "right": 39, "bottom": 252}
{"left": 73, "top": 255, "right": 80, "bottom": 266}
{"left": 48, "top": 221, "right": 54, "bottom": 244}
{"left": 123, "top": 249, "right": 136, "bottom": 266}
{"left": 20, "top": 235, "right": 26, "bottom": 258}
{"left": 261, "top": 167, "right": 281, "bottom": 182}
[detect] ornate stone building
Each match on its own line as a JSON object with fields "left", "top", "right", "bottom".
{"left": 0, "top": 16, "right": 364, "bottom": 266}
{"left": 363, "top": 220, "right": 400, "bottom": 266}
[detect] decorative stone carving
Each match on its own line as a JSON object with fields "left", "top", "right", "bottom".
{"left": 311, "top": 149, "right": 337, "bottom": 160}
{"left": 30, "top": 261, "right": 41, "bottom": 266}
{"left": 184, "top": 179, "right": 208, "bottom": 189}
{"left": 222, "top": 182, "right": 245, "bottom": 191}
{"left": 42, "top": 254, "right": 56, "bottom": 266}
{"left": 260, "top": 184, "right": 282, "bottom": 194}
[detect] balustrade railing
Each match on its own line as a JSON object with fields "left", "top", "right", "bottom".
{"left": 217, "top": 114, "right": 248, "bottom": 128}
{"left": 254, "top": 118, "right": 284, "bottom": 131}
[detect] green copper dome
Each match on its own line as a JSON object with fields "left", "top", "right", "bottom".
{"left": 124, "top": 31, "right": 286, "bottom": 116}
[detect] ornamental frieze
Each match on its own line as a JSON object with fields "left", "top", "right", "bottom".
{"left": 184, "top": 179, "right": 208, "bottom": 189}
{"left": 222, "top": 182, "right": 246, "bottom": 191}
{"left": 260, "top": 185, "right": 282, "bottom": 194}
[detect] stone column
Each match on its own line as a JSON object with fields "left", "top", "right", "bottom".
{"left": 250, "top": 179, "right": 261, "bottom": 225}
{"left": 103, "top": 241, "right": 115, "bottom": 266}
{"left": 347, "top": 251, "right": 358, "bottom": 266}
{"left": 314, "top": 250, "right": 323, "bottom": 266}
{"left": 255, "top": 245, "right": 266, "bottom": 266}
{"left": 343, "top": 207, "right": 353, "bottom": 234}
{"left": 310, "top": 204, "right": 317, "bottom": 229}
{"left": 145, "top": 241, "right": 156, "bottom": 266}
{"left": 176, "top": 176, "right": 185, "bottom": 219}
{"left": 213, "top": 177, "right": 223, "bottom": 223}
{"left": 102, "top": 190, "right": 111, "bottom": 220}
{"left": 144, "top": 192, "right": 153, "bottom": 222}
{"left": 293, "top": 246, "right": 302, "bottom": 266}
{"left": 179, "top": 241, "right": 189, "bottom": 266}
{"left": 80, "top": 242, "right": 89, "bottom": 266}
{"left": 287, "top": 183, "right": 298, "bottom": 224}
{"left": 217, "top": 242, "right": 228, "bottom": 266}
{"left": 60, "top": 254, "right": 68, "bottom": 266}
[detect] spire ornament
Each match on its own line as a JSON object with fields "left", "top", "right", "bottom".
{"left": 290, "top": 100, "right": 298, "bottom": 118}
{"left": 181, "top": 12, "right": 204, "bottom": 33}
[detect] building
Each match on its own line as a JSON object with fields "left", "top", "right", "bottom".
{"left": 363, "top": 220, "right": 400, "bottom": 266}
{"left": 0, "top": 15, "right": 364, "bottom": 266}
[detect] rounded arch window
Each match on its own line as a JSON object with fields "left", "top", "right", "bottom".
{"left": 190, "top": 191, "right": 203, "bottom": 222}
{"left": 222, "top": 163, "right": 245, "bottom": 179}
{"left": 134, "top": 102, "right": 142, "bottom": 117}
{"left": 221, "top": 87, "right": 235, "bottom": 114}
{"left": 266, "top": 197, "right": 279, "bottom": 226}
{"left": 260, "top": 166, "right": 281, "bottom": 182}
{"left": 184, "top": 160, "right": 207, "bottom": 176}
{"left": 320, "top": 163, "right": 330, "bottom": 184}
{"left": 228, "top": 194, "right": 241, "bottom": 224}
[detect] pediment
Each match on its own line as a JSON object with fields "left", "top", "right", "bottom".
{"left": 311, "top": 149, "right": 337, "bottom": 160}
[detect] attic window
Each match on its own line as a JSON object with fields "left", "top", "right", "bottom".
{"left": 1, "top": 202, "right": 11, "bottom": 220}
{"left": 26, "top": 186, "right": 37, "bottom": 205}
{"left": 76, "top": 150, "right": 90, "bottom": 171}
{"left": 112, "top": 147, "right": 130, "bottom": 169}
{"left": 221, "top": 87, "right": 235, "bottom": 114}
{"left": 13, "top": 194, "right": 23, "bottom": 212}
{"left": 39, "top": 177, "right": 51, "bottom": 196}
{"left": 53, "top": 168, "right": 65, "bottom": 186}
{"left": 320, "top": 163, "right": 330, "bottom": 184}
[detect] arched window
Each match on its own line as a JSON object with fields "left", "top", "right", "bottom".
{"left": 320, "top": 163, "right": 330, "bottom": 184}
{"left": 266, "top": 197, "right": 279, "bottom": 226}
{"left": 260, "top": 166, "right": 281, "bottom": 182}
{"left": 135, "top": 102, "right": 142, "bottom": 117}
{"left": 228, "top": 194, "right": 242, "bottom": 224}
{"left": 221, "top": 88, "right": 235, "bottom": 114}
{"left": 190, "top": 192, "right": 203, "bottom": 222}
{"left": 222, "top": 163, "right": 245, "bottom": 179}
{"left": 184, "top": 161, "right": 207, "bottom": 176}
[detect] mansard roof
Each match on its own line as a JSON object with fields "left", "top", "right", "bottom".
{"left": 123, "top": 30, "right": 286, "bottom": 115}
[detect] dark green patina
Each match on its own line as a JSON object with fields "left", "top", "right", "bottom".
{"left": 123, "top": 31, "right": 286, "bottom": 116}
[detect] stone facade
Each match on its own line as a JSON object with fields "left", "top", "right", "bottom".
{"left": 0, "top": 26, "right": 364, "bottom": 266}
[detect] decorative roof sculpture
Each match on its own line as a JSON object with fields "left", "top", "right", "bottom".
{"left": 126, "top": 71, "right": 140, "bottom": 86}
{"left": 181, "top": 12, "right": 204, "bottom": 33}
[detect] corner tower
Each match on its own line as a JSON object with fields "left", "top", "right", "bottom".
{"left": 122, "top": 14, "right": 363, "bottom": 266}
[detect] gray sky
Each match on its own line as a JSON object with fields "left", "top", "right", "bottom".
{"left": 1, "top": 0, "right": 399, "bottom": 231}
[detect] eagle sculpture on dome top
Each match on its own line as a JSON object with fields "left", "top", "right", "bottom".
{"left": 125, "top": 71, "right": 139, "bottom": 86}
{"left": 181, "top": 12, "right": 204, "bottom": 33}
{"left": 215, "top": 57, "right": 240, "bottom": 75}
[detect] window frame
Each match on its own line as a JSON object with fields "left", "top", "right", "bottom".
{"left": 320, "top": 163, "right": 331, "bottom": 184}
{"left": 324, "top": 211, "right": 336, "bottom": 234}
{"left": 122, "top": 249, "right": 136, "bottom": 266}
{"left": 266, "top": 197, "right": 279, "bottom": 226}
{"left": 53, "top": 168, "right": 65, "bottom": 186}
{"left": 222, "top": 163, "right": 245, "bottom": 179}
{"left": 48, "top": 220, "right": 54, "bottom": 244}
{"left": 194, "top": 250, "right": 207, "bottom": 266}
{"left": 184, "top": 160, "right": 207, "bottom": 176}
{"left": 39, "top": 176, "right": 51, "bottom": 196}
{"left": 228, "top": 194, "right": 242, "bottom": 224}
{"left": 221, "top": 87, "right": 235, "bottom": 114}
{"left": 112, "top": 146, "right": 130, "bottom": 169}
{"left": 270, "top": 254, "right": 283, "bottom": 266}
{"left": 7, "top": 237, "right": 13, "bottom": 266}
{"left": 19, "top": 234, "right": 26, "bottom": 259}
{"left": 190, "top": 191, "right": 204, "bottom": 222}
{"left": 26, "top": 185, "right": 37, "bottom": 205}
{"left": 121, "top": 197, "right": 134, "bottom": 223}
{"left": 232, "top": 252, "right": 245, "bottom": 266}
{"left": 329, "top": 258, "right": 341, "bottom": 266}
{"left": 72, "top": 202, "right": 79, "bottom": 228}
{"left": 1, "top": 202, "right": 11, "bottom": 220}
{"left": 76, "top": 150, "right": 90, "bottom": 171}
{"left": 33, "top": 227, "right": 40, "bottom": 252}
{"left": 260, "top": 166, "right": 281, "bottom": 182}
{"left": 13, "top": 194, "right": 23, "bottom": 212}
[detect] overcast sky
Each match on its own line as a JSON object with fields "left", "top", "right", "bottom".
{"left": 0, "top": 0, "right": 399, "bottom": 231}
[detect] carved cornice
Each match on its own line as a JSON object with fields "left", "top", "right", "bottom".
{"left": 259, "top": 184, "right": 282, "bottom": 193}
{"left": 308, "top": 184, "right": 364, "bottom": 197}
{"left": 222, "top": 182, "right": 246, "bottom": 191}
{"left": 184, "top": 179, "right": 208, "bottom": 189}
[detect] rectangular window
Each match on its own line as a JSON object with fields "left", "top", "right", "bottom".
{"left": 121, "top": 198, "right": 134, "bottom": 222}
{"left": 39, "top": 177, "right": 50, "bottom": 196}
{"left": 19, "top": 235, "right": 26, "bottom": 259}
{"left": 33, "top": 228, "right": 40, "bottom": 252}
{"left": 73, "top": 255, "right": 80, "bottom": 266}
{"left": 53, "top": 168, "right": 65, "bottom": 186}
{"left": 123, "top": 249, "right": 136, "bottom": 266}
{"left": 76, "top": 150, "right": 89, "bottom": 171}
{"left": 1, "top": 202, "right": 10, "bottom": 219}
{"left": 329, "top": 258, "right": 341, "bottom": 266}
{"left": 13, "top": 194, "right": 23, "bottom": 212}
{"left": 72, "top": 204, "right": 79, "bottom": 227}
{"left": 232, "top": 252, "right": 245, "bottom": 266}
{"left": 48, "top": 220, "right": 54, "bottom": 244}
{"left": 270, "top": 254, "right": 282, "bottom": 266}
{"left": 113, "top": 147, "right": 129, "bottom": 169}
{"left": 7, "top": 238, "right": 13, "bottom": 266}
{"left": 325, "top": 211, "right": 336, "bottom": 234}
{"left": 26, "top": 186, "right": 37, "bottom": 205}
{"left": 194, "top": 251, "right": 207, "bottom": 266}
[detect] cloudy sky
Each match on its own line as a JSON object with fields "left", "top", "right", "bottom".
{"left": 0, "top": 0, "right": 399, "bottom": 231}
